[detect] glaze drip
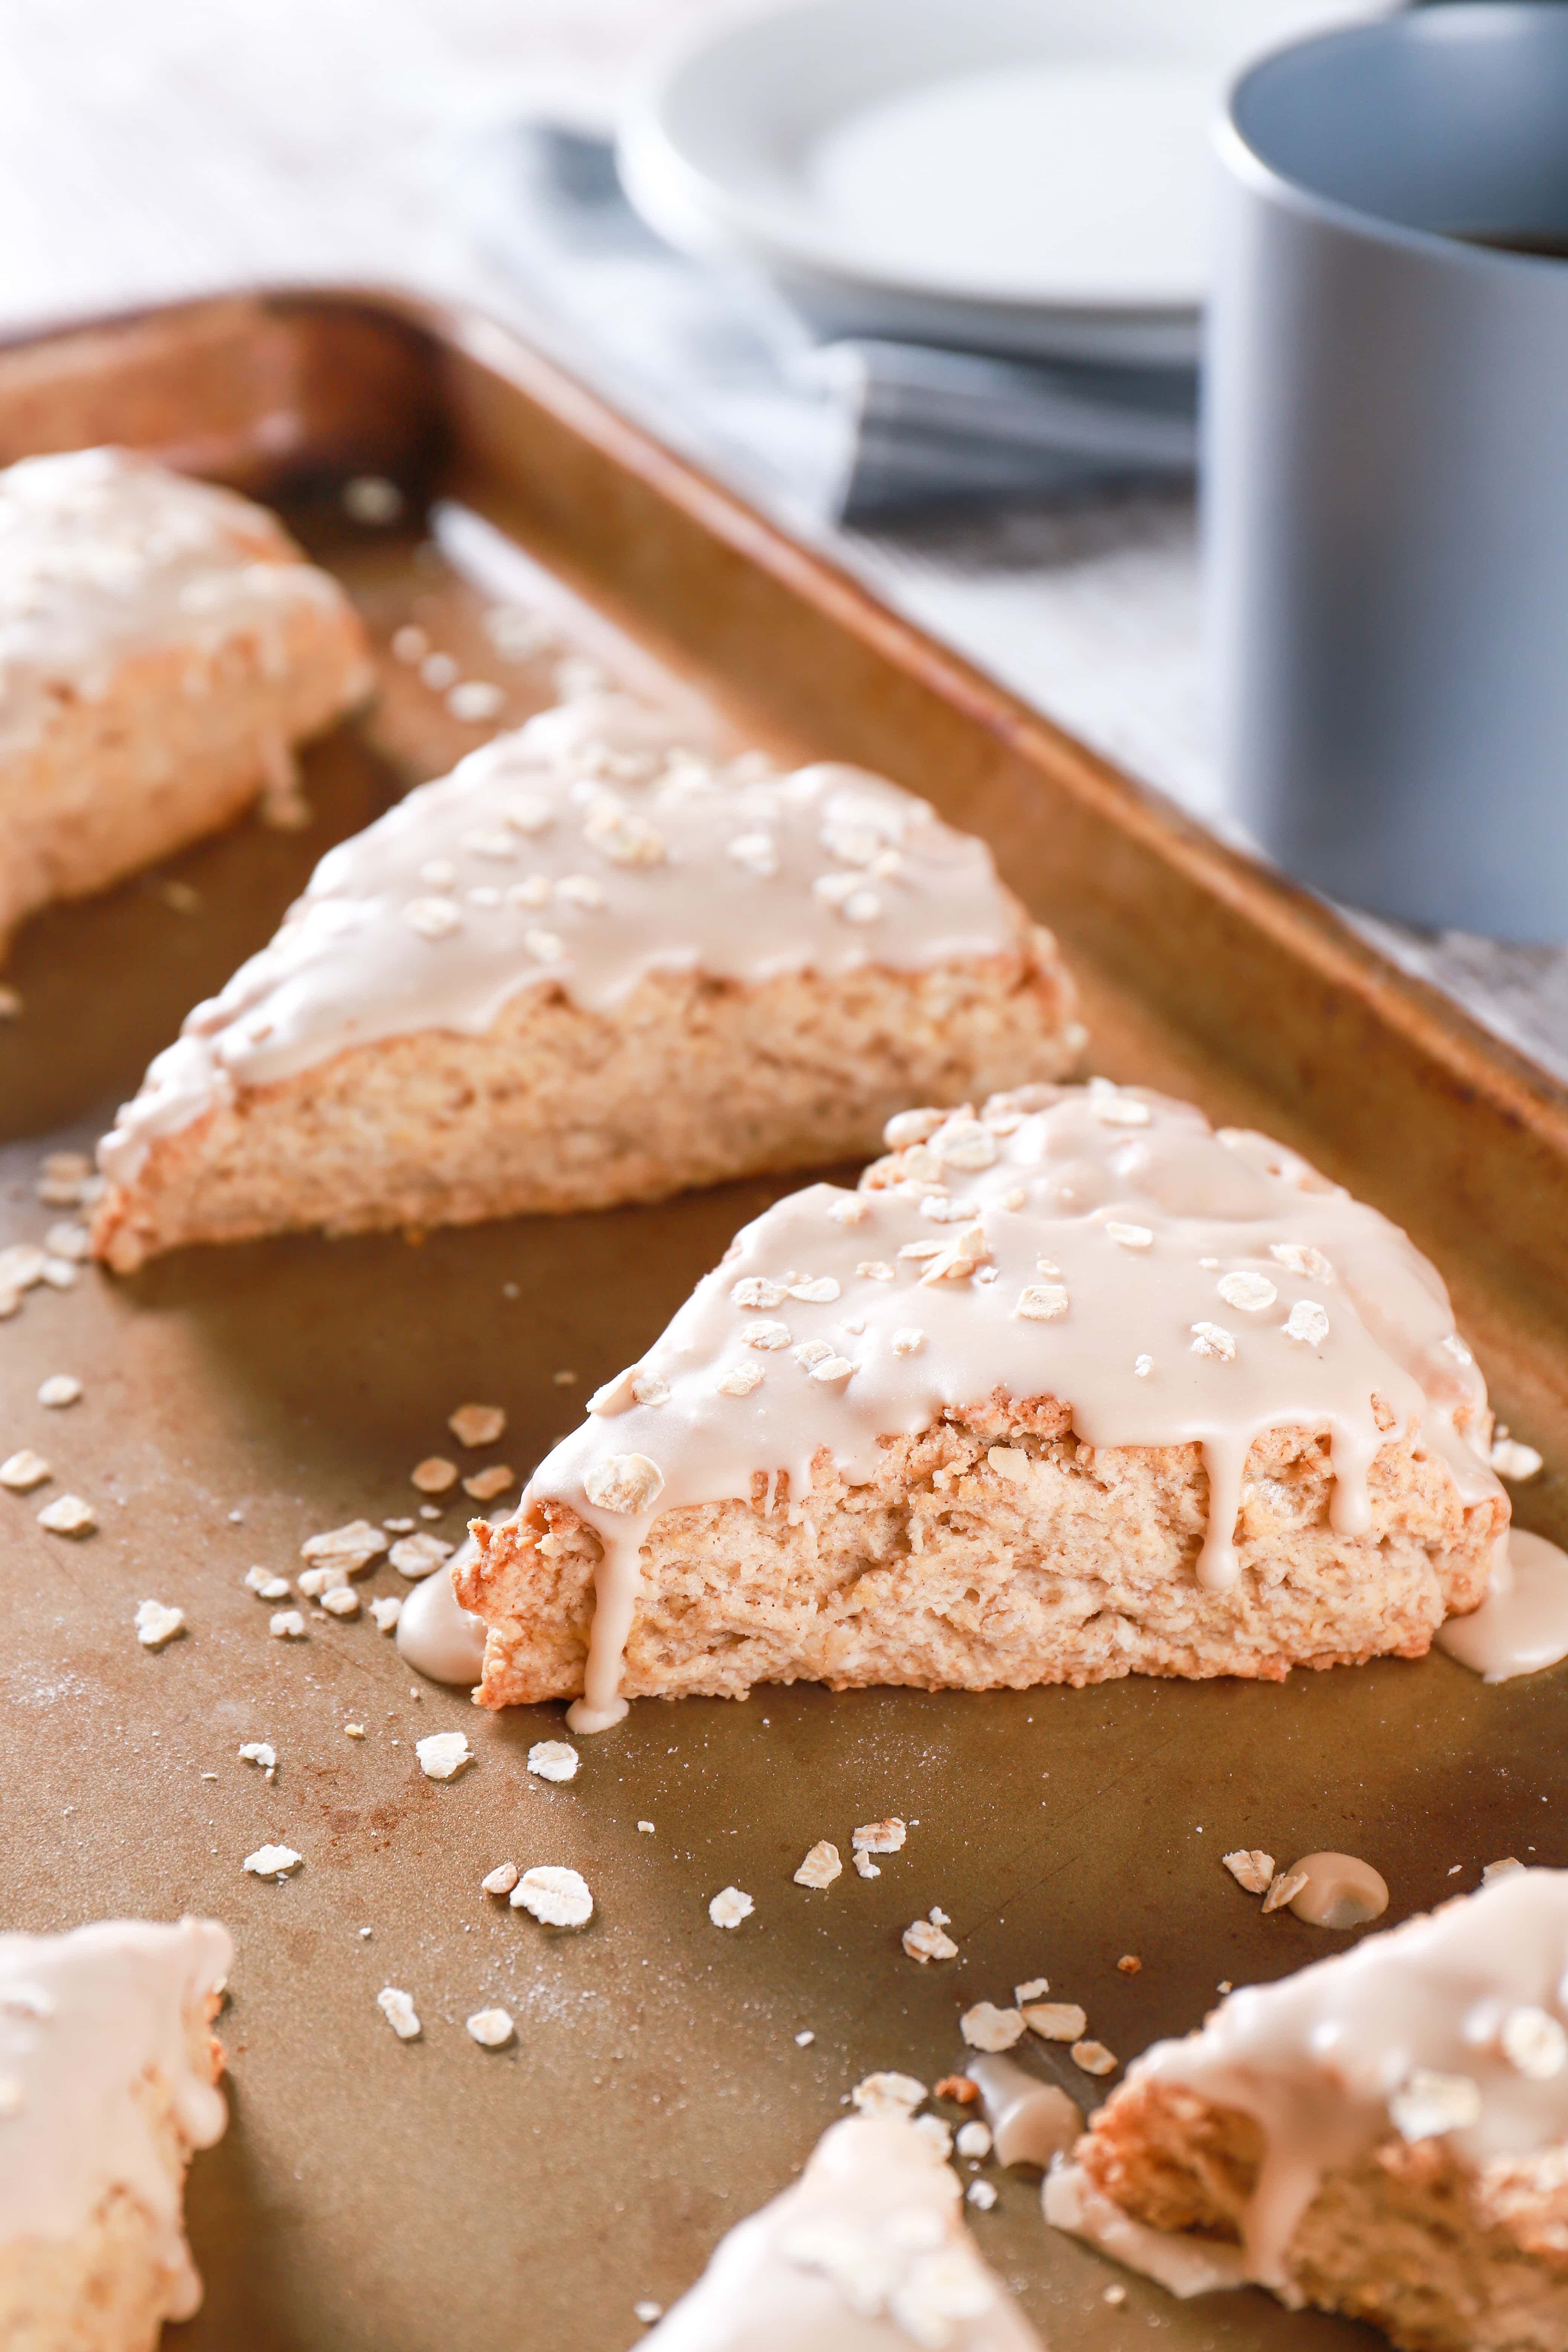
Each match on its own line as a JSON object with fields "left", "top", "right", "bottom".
{"left": 529, "top": 1085, "right": 1501, "bottom": 1732}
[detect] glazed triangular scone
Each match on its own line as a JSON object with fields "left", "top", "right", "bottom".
{"left": 0, "top": 447, "right": 371, "bottom": 957}
{"left": 457, "top": 1082, "right": 1505, "bottom": 1731}
{"left": 1050, "top": 1868, "right": 1568, "bottom": 2350}
{"left": 643, "top": 2114, "right": 1042, "bottom": 2350}
{"left": 91, "top": 696, "right": 1080, "bottom": 1268}
{"left": 0, "top": 1917, "right": 230, "bottom": 2350}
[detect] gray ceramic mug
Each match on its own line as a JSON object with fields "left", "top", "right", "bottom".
{"left": 1209, "top": 4, "right": 1568, "bottom": 939}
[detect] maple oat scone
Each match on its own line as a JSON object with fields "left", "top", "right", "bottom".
{"left": 0, "top": 1916, "right": 231, "bottom": 2352}
{"left": 0, "top": 447, "right": 372, "bottom": 959}
{"left": 644, "top": 2111, "right": 1042, "bottom": 2349}
{"left": 1049, "top": 1869, "right": 1568, "bottom": 2352}
{"left": 457, "top": 1081, "right": 1505, "bottom": 1732}
{"left": 91, "top": 694, "right": 1080, "bottom": 1268}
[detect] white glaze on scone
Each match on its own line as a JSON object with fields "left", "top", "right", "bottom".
{"left": 1050, "top": 1869, "right": 1568, "bottom": 2295}
{"left": 0, "top": 446, "right": 361, "bottom": 767}
{"left": 644, "top": 2113, "right": 1041, "bottom": 2349}
{"left": 0, "top": 1916, "right": 231, "bottom": 2317}
{"left": 519, "top": 1084, "right": 1501, "bottom": 1731}
{"left": 98, "top": 694, "right": 1040, "bottom": 1186}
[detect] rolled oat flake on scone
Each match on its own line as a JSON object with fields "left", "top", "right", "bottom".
{"left": 454, "top": 1082, "right": 1505, "bottom": 1733}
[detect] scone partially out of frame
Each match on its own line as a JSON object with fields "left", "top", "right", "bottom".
{"left": 0, "top": 446, "right": 372, "bottom": 958}
{"left": 458, "top": 1081, "right": 1505, "bottom": 1733}
{"left": 645, "top": 2112, "right": 1042, "bottom": 2350}
{"left": 1049, "top": 1868, "right": 1568, "bottom": 2352}
{"left": 91, "top": 695, "right": 1080, "bottom": 1269}
{"left": 0, "top": 1915, "right": 231, "bottom": 2352}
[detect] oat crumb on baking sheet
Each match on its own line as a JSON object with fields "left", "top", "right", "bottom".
{"left": 238, "top": 1741, "right": 276, "bottom": 1777}
{"left": 383, "top": 1515, "right": 415, "bottom": 1533}
{"left": 1263, "top": 1867, "right": 1310, "bottom": 1914}
{"left": 709, "top": 1886, "right": 754, "bottom": 1929}
{"left": 390, "top": 1533, "right": 453, "bottom": 1579}
{"left": 966, "top": 2178, "right": 998, "bottom": 2211}
{"left": 482, "top": 1863, "right": 519, "bottom": 1896}
{"left": 418, "top": 1504, "right": 443, "bottom": 1521}
{"left": 377, "top": 1986, "right": 421, "bottom": 2040}
{"left": 793, "top": 1841, "right": 842, "bottom": 1890}
{"left": 852, "top": 1817, "right": 906, "bottom": 1854}
{"left": 955, "top": 2121, "right": 992, "bottom": 2159}
{"left": 902, "top": 1917, "right": 959, "bottom": 1964}
{"left": 552, "top": 1368, "right": 577, "bottom": 1386}
{"left": 1222, "top": 1848, "right": 1276, "bottom": 1894}
{"left": 1484, "top": 1857, "right": 1525, "bottom": 1883}
{"left": 961, "top": 2004, "right": 1026, "bottom": 2053}
{"left": 412, "top": 1456, "right": 459, "bottom": 1493}
{"left": 134, "top": 1600, "right": 184, "bottom": 1648}
{"left": 1071, "top": 2039, "right": 1118, "bottom": 2076}
{"left": 527, "top": 1740, "right": 579, "bottom": 1783}
{"left": 1022, "top": 2001, "right": 1086, "bottom": 2043}
{"left": 1491, "top": 1436, "right": 1545, "bottom": 1481}
{"left": 1014, "top": 1976, "right": 1049, "bottom": 2004}
{"left": 243, "top": 1566, "right": 290, "bottom": 1600}
{"left": 39, "top": 1493, "right": 95, "bottom": 1534}
{"left": 633, "top": 2302, "right": 663, "bottom": 2327}
{"left": 269, "top": 1609, "right": 306, "bottom": 1639}
{"left": 934, "top": 2075, "right": 978, "bottom": 2105}
{"left": 853, "top": 1849, "right": 880, "bottom": 1880}
{"left": 416, "top": 1732, "right": 472, "bottom": 1781}
{"left": 851, "top": 2071, "right": 926, "bottom": 2119}
{"left": 637, "top": 1821, "right": 654, "bottom": 1834}
{"left": 794, "top": 2030, "right": 815, "bottom": 2047}
{"left": 301, "top": 1519, "right": 388, "bottom": 1571}
{"left": 322, "top": 1586, "right": 360, "bottom": 1618}
{"left": 512, "top": 1865, "right": 594, "bottom": 1927}
{"left": 466, "top": 2006, "right": 514, "bottom": 2048}
{"left": 449, "top": 1403, "right": 506, "bottom": 1448}
{"left": 1, "top": 1449, "right": 50, "bottom": 1491}
{"left": 346, "top": 1724, "right": 365, "bottom": 1739}
{"left": 1103, "top": 2285, "right": 1127, "bottom": 2306}
{"left": 369, "top": 1596, "right": 403, "bottom": 1632}
{"left": 463, "top": 1465, "right": 514, "bottom": 1501}
{"left": 36, "top": 1374, "right": 81, "bottom": 1407}
{"left": 1118, "top": 1954, "right": 1142, "bottom": 1974}
{"left": 244, "top": 1844, "right": 302, "bottom": 1879}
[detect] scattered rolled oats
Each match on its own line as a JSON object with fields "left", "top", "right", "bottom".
{"left": 853, "top": 1818, "right": 906, "bottom": 1854}
{"left": 0, "top": 1245, "right": 45, "bottom": 1292}
{"left": 134, "top": 1600, "right": 185, "bottom": 1648}
{"left": 411, "top": 1457, "right": 459, "bottom": 1494}
{"left": 961, "top": 2004, "right": 1026, "bottom": 2053}
{"left": 345, "top": 1724, "right": 364, "bottom": 1738}
{"left": 912, "top": 2113, "right": 954, "bottom": 2159}
{"left": 787, "top": 1276, "right": 841, "bottom": 1303}
{"left": 1500, "top": 2005, "right": 1567, "bottom": 2079}
{"left": 1, "top": 1450, "right": 51, "bottom": 1491}
{"left": 631, "top": 1373, "right": 670, "bottom": 1406}
{"left": 808, "top": 1354, "right": 854, "bottom": 1384}
{"left": 243, "top": 1844, "right": 302, "bottom": 1879}
{"left": 1484, "top": 1857, "right": 1525, "bottom": 1883}
{"left": 585, "top": 804, "right": 666, "bottom": 867}
{"left": 1390, "top": 2068, "right": 1482, "bottom": 2142}
{"left": 322, "top": 1586, "right": 360, "bottom": 1618}
{"left": 891, "top": 1328, "right": 925, "bottom": 1355}
{"left": 244, "top": 1567, "right": 291, "bottom": 1600}
{"left": 1263, "top": 1868, "right": 1310, "bottom": 1914}
{"left": 466, "top": 2006, "right": 515, "bottom": 2048}
{"left": 464, "top": 1464, "right": 514, "bottom": 1501}
{"left": 633, "top": 2301, "right": 663, "bottom": 2326}
{"left": 528, "top": 1740, "right": 580, "bottom": 1783}
{"left": 38, "top": 1258, "right": 78, "bottom": 1291}
{"left": 1223, "top": 1849, "right": 1276, "bottom": 1894}
{"left": 856, "top": 1260, "right": 896, "bottom": 1282}
{"left": 966, "top": 2179, "right": 998, "bottom": 2210}
{"left": 1072, "top": 2040, "right": 1118, "bottom": 2076}
{"left": 827, "top": 1195, "right": 868, "bottom": 1225}
{"left": 851, "top": 2071, "right": 926, "bottom": 2118}
{"left": 741, "top": 1319, "right": 792, "bottom": 1351}
{"left": 1087, "top": 1078, "right": 1152, "bottom": 1127}
{"left": 1118, "top": 1955, "right": 1142, "bottom": 1975}
{"left": 269, "top": 1609, "right": 306, "bottom": 1639}
{"left": 583, "top": 1453, "right": 665, "bottom": 1514}
{"left": 1217, "top": 1271, "right": 1277, "bottom": 1313}
{"left": 377, "top": 1986, "right": 421, "bottom": 2040}
{"left": 450, "top": 1403, "right": 507, "bottom": 1448}
{"left": 507, "top": 874, "right": 551, "bottom": 910}
{"left": 1283, "top": 1300, "right": 1331, "bottom": 1346}
{"left": 794, "top": 1841, "right": 842, "bottom": 1890}
{"left": 297, "top": 1567, "right": 343, "bottom": 1599}
{"left": 1023, "top": 2002, "right": 1086, "bottom": 2043}
{"left": 884, "top": 1108, "right": 943, "bottom": 1149}
{"left": 716, "top": 1363, "right": 764, "bottom": 1397}
{"left": 482, "top": 1863, "right": 520, "bottom": 1896}
{"left": 920, "top": 1224, "right": 990, "bottom": 1285}
{"left": 638, "top": 1821, "right": 654, "bottom": 1834}
{"left": 238, "top": 1741, "right": 277, "bottom": 1774}
{"left": 1492, "top": 1436, "right": 1545, "bottom": 1481}
{"left": 384, "top": 1516, "right": 415, "bottom": 1533}
{"left": 1190, "top": 1322, "right": 1237, "bottom": 1361}
{"left": 1105, "top": 1222, "right": 1154, "bottom": 1250}
{"left": 42, "top": 1220, "right": 89, "bottom": 1263}
{"left": 897, "top": 1239, "right": 945, "bottom": 1262}
{"left": 36, "top": 1375, "right": 82, "bottom": 1407}
{"left": 1015, "top": 1978, "right": 1050, "bottom": 2004}
{"left": 708, "top": 1886, "right": 755, "bottom": 1929}
{"left": 512, "top": 1865, "right": 594, "bottom": 1927}
{"left": 388, "top": 1524, "right": 453, "bottom": 1580}
{"left": 301, "top": 1520, "right": 389, "bottom": 1571}
{"left": 448, "top": 680, "right": 506, "bottom": 724}
{"left": 902, "top": 1917, "right": 959, "bottom": 1964}
{"left": 416, "top": 1731, "right": 472, "bottom": 1781}
{"left": 853, "top": 1849, "right": 880, "bottom": 1880}
{"left": 38, "top": 1494, "right": 94, "bottom": 1535}
{"left": 1014, "top": 1283, "right": 1068, "bottom": 1321}
{"left": 368, "top": 1595, "right": 403, "bottom": 1632}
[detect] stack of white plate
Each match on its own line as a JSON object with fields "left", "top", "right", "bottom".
{"left": 619, "top": 0, "right": 1383, "bottom": 368}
